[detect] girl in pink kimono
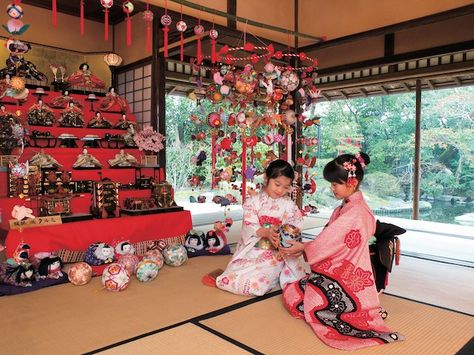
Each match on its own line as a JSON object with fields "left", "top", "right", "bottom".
{"left": 213, "top": 159, "right": 306, "bottom": 296}
{"left": 280, "top": 153, "right": 404, "bottom": 350}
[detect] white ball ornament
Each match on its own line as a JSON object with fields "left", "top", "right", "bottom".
{"left": 101, "top": 0, "right": 113, "bottom": 9}
{"left": 135, "top": 260, "right": 159, "bottom": 282}
{"left": 102, "top": 263, "right": 130, "bottom": 292}
{"left": 176, "top": 20, "right": 187, "bottom": 32}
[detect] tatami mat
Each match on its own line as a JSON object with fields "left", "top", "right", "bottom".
{"left": 97, "top": 323, "right": 249, "bottom": 355}
{"left": 201, "top": 293, "right": 474, "bottom": 355}
{"left": 1, "top": 256, "right": 241, "bottom": 354}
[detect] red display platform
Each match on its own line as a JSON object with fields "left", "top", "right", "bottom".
{"left": 5, "top": 210, "right": 192, "bottom": 258}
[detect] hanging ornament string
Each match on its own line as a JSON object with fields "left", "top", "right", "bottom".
{"left": 80, "top": 0, "right": 84, "bottom": 35}
{"left": 101, "top": 0, "right": 113, "bottom": 41}
{"left": 161, "top": 0, "right": 171, "bottom": 57}
{"left": 123, "top": 1, "right": 134, "bottom": 46}
{"left": 52, "top": 0, "right": 57, "bottom": 27}
{"left": 176, "top": 5, "right": 187, "bottom": 62}
{"left": 144, "top": 1, "right": 153, "bottom": 53}
{"left": 209, "top": 16, "right": 218, "bottom": 64}
{"left": 194, "top": 17, "right": 204, "bottom": 65}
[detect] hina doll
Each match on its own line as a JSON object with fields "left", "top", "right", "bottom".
{"left": 108, "top": 149, "right": 137, "bottom": 167}
{"left": 72, "top": 148, "right": 102, "bottom": 168}
{"left": 114, "top": 113, "right": 136, "bottom": 130}
{"left": 48, "top": 90, "right": 82, "bottom": 109}
{"left": 99, "top": 87, "right": 129, "bottom": 112}
{"left": 36, "top": 255, "right": 63, "bottom": 279}
{"left": 66, "top": 63, "right": 105, "bottom": 89}
{"left": 87, "top": 111, "right": 112, "bottom": 129}
{"left": 213, "top": 160, "right": 306, "bottom": 296}
{"left": 27, "top": 99, "right": 55, "bottom": 126}
{"left": 280, "top": 153, "right": 404, "bottom": 350}
{"left": 0, "top": 104, "right": 18, "bottom": 123}
{"left": 58, "top": 102, "right": 84, "bottom": 127}
{"left": 29, "top": 148, "right": 62, "bottom": 169}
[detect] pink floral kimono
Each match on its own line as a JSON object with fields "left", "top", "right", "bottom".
{"left": 283, "top": 191, "right": 404, "bottom": 350}
{"left": 216, "top": 191, "right": 306, "bottom": 296}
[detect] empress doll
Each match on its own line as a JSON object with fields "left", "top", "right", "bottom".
{"left": 66, "top": 63, "right": 105, "bottom": 89}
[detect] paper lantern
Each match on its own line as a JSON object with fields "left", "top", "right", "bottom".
{"left": 68, "top": 262, "right": 92, "bottom": 286}
{"left": 143, "top": 249, "right": 164, "bottom": 269}
{"left": 162, "top": 244, "right": 188, "bottom": 267}
{"left": 101, "top": 263, "right": 130, "bottom": 292}
{"left": 118, "top": 254, "right": 140, "bottom": 275}
{"left": 135, "top": 260, "right": 159, "bottom": 282}
{"left": 279, "top": 224, "right": 302, "bottom": 248}
{"left": 104, "top": 52, "right": 123, "bottom": 67}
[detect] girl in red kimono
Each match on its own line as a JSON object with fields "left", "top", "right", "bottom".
{"left": 280, "top": 153, "right": 404, "bottom": 350}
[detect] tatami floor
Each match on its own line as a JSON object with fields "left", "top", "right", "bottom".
{"left": 2, "top": 217, "right": 473, "bottom": 355}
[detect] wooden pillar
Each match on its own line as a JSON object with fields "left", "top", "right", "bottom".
{"left": 227, "top": 0, "right": 237, "bottom": 30}
{"left": 152, "top": 15, "right": 166, "bottom": 174}
{"left": 413, "top": 79, "right": 422, "bottom": 219}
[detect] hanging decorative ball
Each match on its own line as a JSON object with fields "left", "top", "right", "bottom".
{"left": 194, "top": 24, "right": 204, "bottom": 35}
{"left": 67, "top": 262, "right": 93, "bottom": 286}
{"left": 176, "top": 20, "right": 187, "bottom": 32}
{"left": 6, "top": 4, "right": 23, "bottom": 19}
{"left": 122, "top": 1, "right": 134, "bottom": 14}
{"left": 101, "top": 0, "right": 114, "bottom": 9}
{"left": 143, "top": 10, "right": 154, "bottom": 22}
{"left": 209, "top": 28, "right": 219, "bottom": 40}
{"left": 207, "top": 112, "right": 222, "bottom": 128}
{"left": 161, "top": 14, "right": 172, "bottom": 26}
{"left": 279, "top": 70, "right": 300, "bottom": 92}
{"left": 135, "top": 260, "right": 159, "bottom": 282}
{"left": 101, "top": 263, "right": 130, "bottom": 292}
{"left": 162, "top": 244, "right": 188, "bottom": 267}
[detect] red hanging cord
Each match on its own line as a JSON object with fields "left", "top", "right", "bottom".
{"left": 52, "top": 0, "right": 57, "bottom": 27}
{"left": 161, "top": 0, "right": 170, "bottom": 57}
{"left": 104, "top": 8, "right": 109, "bottom": 41}
{"left": 126, "top": 14, "right": 132, "bottom": 46}
{"left": 80, "top": 0, "right": 84, "bottom": 36}
{"left": 179, "top": 5, "right": 184, "bottom": 62}
{"left": 145, "top": 2, "right": 152, "bottom": 53}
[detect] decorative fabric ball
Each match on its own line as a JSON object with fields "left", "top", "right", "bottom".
{"left": 161, "top": 14, "right": 171, "bottom": 26}
{"left": 68, "top": 262, "right": 92, "bottom": 286}
{"left": 209, "top": 29, "right": 218, "bottom": 40}
{"left": 279, "top": 224, "right": 302, "bottom": 248}
{"left": 176, "top": 20, "right": 187, "bottom": 32}
{"left": 207, "top": 112, "right": 222, "bottom": 128}
{"left": 101, "top": 263, "right": 130, "bottom": 292}
{"left": 279, "top": 70, "right": 300, "bottom": 92}
{"left": 122, "top": 1, "right": 134, "bottom": 14}
{"left": 135, "top": 260, "right": 159, "bottom": 282}
{"left": 118, "top": 254, "right": 140, "bottom": 275}
{"left": 162, "top": 244, "right": 188, "bottom": 267}
{"left": 143, "top": 249, "right": 164, "bottom": 269}
{"left": 101, "top": 0, "right": 113, "bottom": 9}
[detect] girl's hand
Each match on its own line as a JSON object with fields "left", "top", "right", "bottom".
{"left": 279, "top": 240, "right": 305, "bottom": 257}
{"left": 256, "top": 226, "right": 280, "bottom": 248}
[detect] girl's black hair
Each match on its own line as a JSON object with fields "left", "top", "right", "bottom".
{"left": 206, "top": 231, "right": 222, "bottom": 247}
{"left": 265, "top": 159, "right": 295, "bottom": 181}
{"left": 323, "top": 152, "right": 370, "bottom": 185}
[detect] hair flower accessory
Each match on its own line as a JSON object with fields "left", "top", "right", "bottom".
{"left": 355, "top": 153, "right": 366, "bottom": 168}
{"left": 343, "top": 160, "right": 358, "bottom": 187}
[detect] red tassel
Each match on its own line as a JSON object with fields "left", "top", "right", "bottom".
{"left": 126, "top": 15, "right": 132, "bottom": 46}
{"left": 163, "top": 26, "right": 169, "bottom": 57}
{"left": 80, "top": 0, "right": 84, "bottom": 35}
{"left": 197, "top": 35, "right": 202, "bottom": 65}
{"left": 211, "top": 39, "right": 216, "bottom": 64}
{"left": 180, "top": 32, "right": 184, "bottom": 62}
{"left": 146, "top": 22, "right": 152, "bottom": 53}
{"left": 52, "top": 0, "right": 57, "bottom": 27}
{"left": 104, "top": 8, "right": 109, "bottom": 41}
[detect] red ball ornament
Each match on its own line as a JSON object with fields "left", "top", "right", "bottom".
{"left": 101, "top": 0, "right": 113, "bottom": 8}
{"left": 161, "top": 14, "right": 171, "bottom": 26}
{"left": 207, "top": 112, "right": 222, "bottom": 128}
{"left": 143, "top": 10, "right": 154, "bottom": 22}
{"left": 176, "top": 20, "right": 187, "bottom": 32}
{"left": 209, "top": 29, "right": 218, "bottom": 40}
{"left": 194, "top": 24, "right": 204, "bottom": 35}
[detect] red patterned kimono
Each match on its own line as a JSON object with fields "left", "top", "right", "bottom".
{"left": 283, "top": 191, "right": 404, "bottom": 350}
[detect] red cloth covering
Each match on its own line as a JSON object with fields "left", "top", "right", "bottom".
{"left": 282, "top": 191, "right": 404, "bottom": 350}
{"left": 5, "top": 211, "right": 191, "bottom": 258}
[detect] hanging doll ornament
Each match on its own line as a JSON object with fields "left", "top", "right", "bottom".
{"left": 143, "top": 2, "right": 153, "bottom": 53}
{"left": 194, "top": 21, "right": 205, "bottom": 65}
{"left": 122, "top": 1, "right": 134, "bottom": 46}
{"left": 209, "top": 28, "right": 219, "bottom": 64}
{"left": 101, "top": 0, "right": 113, "bottom": 41}
{"left": 161, "top": 0, "right": 171, "bottom": 57}
{"left": 3, "top": 3, "right": 30, "bottom": 35}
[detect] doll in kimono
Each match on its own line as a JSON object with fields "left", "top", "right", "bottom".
{"left": 99, "top": 87, "right": 129, "bottom": 112}
{"left": 27, "top": 99, "right": 55, "bottom": 126}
